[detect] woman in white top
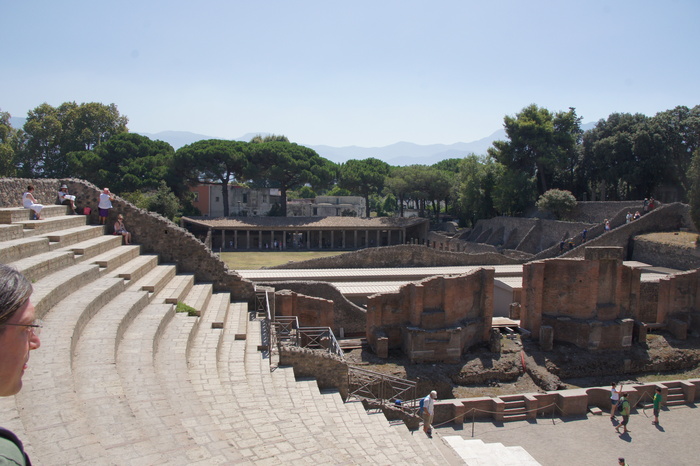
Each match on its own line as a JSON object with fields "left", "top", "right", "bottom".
{"left": 98, "top": 187, "right": 115, "bottom": 225}
{"left": 610, "top": 382, "right": 622, "bottom": 419}
{"left": 22, "top": 185, "right": 43, "bottom": 220}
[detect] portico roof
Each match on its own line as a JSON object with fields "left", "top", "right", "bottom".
{"left": 182, "top": 216, "right": 429, "bottom": 231}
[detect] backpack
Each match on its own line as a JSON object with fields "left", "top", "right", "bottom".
{"left": 418, "top": 397, "right": 425, "bottom": 415}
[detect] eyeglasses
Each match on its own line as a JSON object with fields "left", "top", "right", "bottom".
{"left": 1, "top": 319, "right": 43, "bottom": 336}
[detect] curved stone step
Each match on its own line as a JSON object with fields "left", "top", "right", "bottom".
{"left": 72, "top": 290, "right": 161, "bottom": 464}
{"left": 12, "top": 276, "right": 127, "bottom": 465}
{"left": 154, "top": 311, "right": 233, "bottom": 464}
{"left": 0, "top": 235, "right": 50, "bottom": 262}
{"left": 90, "top": 244, "right": 141, "bottom": 272}
{"left": 43, "top": 225, "right": 104, "bottom": 249}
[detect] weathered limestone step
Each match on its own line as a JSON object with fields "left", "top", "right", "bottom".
{"left": 43, "top": 225, "right": 104, "bottom": 250}
{"left": 117, "top": 300, "right": 206, "bottom": 464}
{"left": 129, "top": 263, "right": 177, "bottom": 295}
{"left": 60, "top": 235, "right": 123, "bottom": 260}
{"left": 443, "top": 436, "right": 541, "bottom": 465}
{"left": 187, "top": 292, "right": 252, "bottom": 463}
{"left": 0, "top": 235, "right": 50, "bottom": 263}
{"left": 182, "top": 283, "right": 213, "bottom": 316}
{"left": 0, "top": 205, "right": 70, "bottom": 224}
{"left": 90, "top": 244, "right": 141, "bottom": 272}
{"left": 12, "top": 276, "right": 127, "bottom": 465}
{"left": 32, "top": 263, "right": 102, "bottom": 317}
{"left": 209, "top": 292, "right": 230, "bottom": 329}
{"left": 16, "top": 214, "right": 87, "bottom": 234}
{"left": 108, "top": 253, "right": 158, "bottom": 281}
{"left": 154, "top": 311, "right": 233, "bottom": 464}
{"left": 0, "top": 223, "right": 25, "bottom": 241}
{"left": 155, "top": 273, "right": 195, "bottom": 305}
{"left": 7, "top": 249, "right": 77, "bottom": 282}
{"left": 73, "top": 290, "right": 166, "bottom": 464}
{"left": 242, "top": 320, "right": 430, "bottom": 464}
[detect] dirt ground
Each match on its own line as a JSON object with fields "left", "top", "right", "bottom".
{"left": 344, "top": 330, "right": 700, "bottom": 400}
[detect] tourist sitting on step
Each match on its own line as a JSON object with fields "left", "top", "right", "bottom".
{"left": 22, "top": 185, "right": 43, "bottom": 220}
{"left": 0, "top": 264, "right": 42, "bottom": 465}
{"left": 113, "top": 214, "right": 132, "bottom": 245}
{"left": 57, "top": 184, "right": 77, "bottom": 214}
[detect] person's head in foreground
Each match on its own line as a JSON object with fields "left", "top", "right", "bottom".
{"left": 0, "top": 264, "right": 41, "bottom": 397}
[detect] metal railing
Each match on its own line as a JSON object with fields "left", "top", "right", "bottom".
{"left": 347, "top": 366, "right": 417, "bottom": 411}
{"left": 295, "top": 326, "right": 344, "bottom": 359}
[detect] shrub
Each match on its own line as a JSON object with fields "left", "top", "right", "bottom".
{"left": 536, "top": 189, "right": 577, "bottom": 219}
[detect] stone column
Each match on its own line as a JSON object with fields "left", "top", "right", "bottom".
{"left": 331, "top": 230, "right": 335, "bottom": 249}
{"left": 222, "top": 230, "right": 226, "bottom": 250}
{"left": 342, "top": 230, "right": 346, "bottom": 249}
{"left": 246, "top": 230, "right": 250, "bottom": 249}
{"left": 318, "top": 230, "right": 323, "bottom": 249}
{"left": 234, "top": 230, "right": 238, "bottom": 249}
{"left": 354, "top": 230, "right": 358, "bottom": 249}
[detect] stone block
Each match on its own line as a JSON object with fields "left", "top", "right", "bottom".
{"left": 668, "top": 318, "right": 689, "bottom": 340}
{"left": 584, "top": 246, "right": 624, "bottom": 261}
{"left": 539, "top": 325, "right": 553, "bottom": 351}
{"left": 376, "top": 336, "right": 389, "bottom": 359}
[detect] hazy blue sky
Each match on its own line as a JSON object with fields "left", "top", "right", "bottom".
{"left": 2, "top": 0, "right": 698, "bottom": 147}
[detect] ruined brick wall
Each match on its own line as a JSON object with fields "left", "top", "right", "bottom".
{"left": 639, "top": 281, "right": 660, "bottom": 323}
{"left": 521, "top": 247, "right": 639, "bottom": 349}
{"left": 0, "top": 178, "right": 254, "bottom": 300}
{"left": 275, "top": 290, "right": 335, "bottom": 329}
{"left": 278, "top": 346, "right": 348, "bottom": 399}
{"left": 366, "top": 268, "right": 494, "bottom": 361}
{"left": 260, "top": 281, "right": 366, "bottom": 336}
{"left": 657, "top": 269, "right": 700, "bottom": 333}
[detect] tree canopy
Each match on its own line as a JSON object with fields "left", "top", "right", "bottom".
{"left": 252, "top": 141, "right": 335, "bottom": 216}
{"left": 68, "top": 132, "right": 174, "bottom": 194}
{"left": 339, "top": 158, "right": 390, "bottom": 217}
{"left": 173, "top": 139, "right": 251, "bottom": 216}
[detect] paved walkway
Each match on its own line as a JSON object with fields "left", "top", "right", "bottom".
{"left": 437, "top": 403, "right": 699, "bottom": 465}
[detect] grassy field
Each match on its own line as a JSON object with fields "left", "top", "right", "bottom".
{"left": 219, "top": 251, "right": 347, "bottom": 269}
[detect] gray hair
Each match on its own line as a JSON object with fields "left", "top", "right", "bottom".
{"left": 0, "top": 265, "right": 33, "bottom": 328}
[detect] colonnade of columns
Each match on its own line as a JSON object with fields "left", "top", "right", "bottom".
{"left": 214, "top": 228, "right": 408, "bottom": 250}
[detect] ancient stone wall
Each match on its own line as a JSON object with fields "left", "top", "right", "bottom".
{"left": 631, "top": 236, "right": 700, "bottom": 271}
{"left": 571, "top": 201, "right": 648, "bottom": 223}
{"left": 0, "top": 178, "right": 254, "bottom": 300}
{"left": 260, "top": 281, "right": 366, "bottom": 336}
{"left": 521, "top": 247, "right": 638, "bottom": 350}
{"left": 270, "top": 244, "right": 520, "bottom": 269}
{"left": 534, "top": 202, "right": 693, "bottom": 261}
{"left": 366, "top": 268, "right": 494, "bottom": 363}
{"left": 278, "top": 346, "right": 349, "bottom": 399}
{"left": 275, "top": 290, "right": 335, "bottom": 329}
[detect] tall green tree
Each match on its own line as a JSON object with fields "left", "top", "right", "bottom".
{"left": 173, "top": 139, "right": 251, "bottom": 217}
{"left": 0, "top": 109, "right": 21, "bottom": 176}
{"left": 489, "top": 104, "right": 582, "bottom": 196}
{"left": 252, "top": 141, "right": 335, "bottom": 216}
{"left": 338, "top": 158, "right": 390, "bottom": 217}
{"left": 68, "top": 132, "right": 174, "bottom": 194}
{"left": 20, "top": 101, "right": 128, "bottom": 178}
{"left": 652, "top": 105, "right": 700, "bottom": 200}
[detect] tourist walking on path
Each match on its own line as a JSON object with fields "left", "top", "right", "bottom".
{"left": 615, "top": 393, "right": 631, "bottom": 434}
{"left": 610, "top": 383, "right": 622, "bottom": 419}
{"left": 22, "top": 185, "right": 43, "bottom": 220}
{"left": 98, "top": 187, "right": 115, "bottom": 225}
{"left": 652, "top": 387, "right": 662, "bottom": 425}
{"left": 618, "top": 458, "right": 629, "bottom": 466}
{"left": 0, "top": 264, "right": 42, "bottom": 465}
{"left": 422, "top": 390, "right": 437, "bottom": 438}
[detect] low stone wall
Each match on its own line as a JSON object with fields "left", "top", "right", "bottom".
{"left": 572, "top": 201, "right": 650, "bottom": 223}
{"left": 434, "top": 378, "right": 700, "bottom": 426}
{"left": 261, "top": 281, "right": 366, "bottom": 336}
{"left": 278, "top": 346, "right": 349, "bottom": 399}
{"left": 0, "top": 178, "right": 254, "bottom": 300}
{"left": 270, "top": 244, "right": 520, "bottom": 269}
{"left": 631, "top": 236, "right": 700, "bottom": 271}
{"left": 275, "top": 290, "right": 335, "bottom": 329}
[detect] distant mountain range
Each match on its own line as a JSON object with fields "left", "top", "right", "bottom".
{"left": 137, "top": 129, "right": 507, "bottom": 166}
{"left": 9, "top": 116, "right": 595, "bottom": 166}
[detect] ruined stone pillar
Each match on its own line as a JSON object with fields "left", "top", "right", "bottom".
{"left": 539, "top": 325, "right": 553, "bottom": 351}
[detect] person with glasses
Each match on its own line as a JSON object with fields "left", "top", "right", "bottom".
{"left": 0, "top": 264, "right": 41, "bottom": 465}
